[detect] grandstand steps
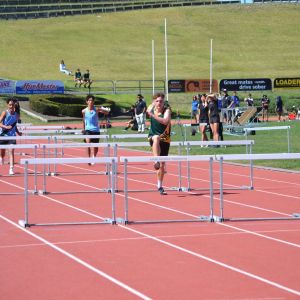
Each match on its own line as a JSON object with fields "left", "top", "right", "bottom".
{"left": 0, "top": 0, "right": 240, "bottom": 20}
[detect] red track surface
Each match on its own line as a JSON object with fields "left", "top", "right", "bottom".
{"left": 1, "top": 145, "right": 300, "bottom": 299}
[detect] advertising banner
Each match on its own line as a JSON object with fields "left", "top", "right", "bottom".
{"left": 219, "top": 78, "right": 272, "bottom": 91}
{"left": 169, "top": 79, "right": 218, "bottom": 93}
{"left": 274, "top": 78, "right": 300, "bottom": 89}
{"left": 0, "top": 80, "right": 15, "bottom": 94}
{"left": 16, "top": 80, "right": 64, "bottom": 94}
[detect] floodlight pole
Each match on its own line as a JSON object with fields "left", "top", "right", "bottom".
{"left": 164, "top": 18, "right": 169, "bottom": 101}
{"left": 210, "top": 39, "right": 213, "bottom": 94}
{"left": 152, "top": 39, "right": 155, "bottom": 96}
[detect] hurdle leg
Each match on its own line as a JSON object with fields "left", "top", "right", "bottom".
{"left": 33, "top": 146, "right": 38, "bottom": 194}
{"left": 178, "top": 143, "right": 182, "bottom": 191}
{"left": 19, "top": 162, "right": 29, "bottom": 228}
{"left": 219, "top": 157, "right": 224, "bottom": 222}
{"left": 110, "top": 159, "right": 116, "bottom": 224}
{"left": 123, "top": 159, "right": 129, "bottom": 224}
{"left": 209, "top": 157, "right": 214, "bottom": 222}
{"left": 186, "top": 143, "right": 191, "bottom": 191}
{"left": 113, "top": 144, "right": 118, "bottom": 192}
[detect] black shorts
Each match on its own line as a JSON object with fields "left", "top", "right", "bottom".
{"left": 209, "top": 116, "right": 220, "bottom": 124}
{"left": 0, "top": 138, "right": 16, "bottom": 145}
{"left": 84, "top": 130, "right": 100, "bottom": 143}
{"left": 149, "top": 138, "right": 170, "bottom": 156}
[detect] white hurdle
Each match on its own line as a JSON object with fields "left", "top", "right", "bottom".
{"left": 215, "top": 153, "right": 300, "bottom": 222}
{"left": 182, "top": 123, "right": 207, "bottom": 141}
{"left": 52, "top": 134, "right": 109, "bottom": 156}
{"left": 244, "top": 126, "right": 291, "bottom": 152}
{"left": 39, "top": 142, "right": 112, "bottom": 176}
{"left": 19, "top": 157, "right": 118, "bottom": 227}
{"left": 0, "top": 144, "right": 39, "bottom": 194}
{"left": 119, "top": 155, "right": 215, "bottom": 224}
{"left": 113, "top": 140, "right": 254, "bottom": 192}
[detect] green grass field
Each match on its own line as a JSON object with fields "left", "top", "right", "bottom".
{"left": 0, "top": 3, "right": 299, "bottom": 170}
{"left": 1, "top": 4, "right": 300, "bottom": 81}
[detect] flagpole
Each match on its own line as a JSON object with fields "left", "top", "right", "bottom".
{"left": 164, "top": 18, "right": 169, "bottom": 101}
{"left": 210, "top": 38, "right": 213, "bottom": 93}
{"left": 152, "top": 39, "right": 155, "bottom": 96}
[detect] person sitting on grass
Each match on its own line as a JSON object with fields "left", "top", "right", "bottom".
{"left": 74, "top": 68, "right": 83, "bottom": 87}
{"left": 83, "top": 69, "right": 93, "bottom": 88}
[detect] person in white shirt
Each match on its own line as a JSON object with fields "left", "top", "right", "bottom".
{"left": 59, "top": 59, "right": 72, "bottom": 76}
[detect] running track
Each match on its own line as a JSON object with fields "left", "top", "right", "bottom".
{"left": 1, "top": 145, "right": 300, "bottom": 299}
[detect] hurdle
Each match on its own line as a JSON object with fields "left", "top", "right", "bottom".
{"left": 183, "top": 140, "right": 255, "bottom": 191}
{"left": 244, "top": 126, "right": 291, "bottom": 153}
{"left": 215, "top": 153, "right": 300, "bottom": 222}
{"left": 0, "top": 144, "right": 39, "bottom": 194}
{"left": 113, "top": 140, "right": 254, "bottom": 192}
{"left": 19, "top": 157, "right": 117, "bottom": 228}
{"left": 21, "top": 155, "right": 115, "bottom": 195}
{"left": 39, "top": 142, "right": 112, "bottom": 176}
{"left": 52, "top": 134, "right": 109, "bottom": 156}
{"left": 182, "top": 123, "right": 207, "bottom": 142}
{"left": 119, "top": 155, "right": 215, "bottom": 224}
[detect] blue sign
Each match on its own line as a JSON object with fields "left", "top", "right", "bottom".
{"left": 220, "top": 78, "right": 272, "bottom": 91}
{"left": 0, "top": 80, "right": 15, "bottom": 94}
{"left": 16, "top": 80, "right": 64, "bottom": 94}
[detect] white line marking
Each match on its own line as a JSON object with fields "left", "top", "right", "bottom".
{"left": 119, "top": 225, "right": 300, "bottom": 297}
{"left": 0, "top": 214, "right": 152, "bottom": 300}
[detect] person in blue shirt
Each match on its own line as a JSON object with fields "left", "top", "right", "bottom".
{"left": 82, "top": 95, "right": 110, "bottom": 165}
{"left": 191, "top": 95, "right": 199, "bottom": 124}
{"left": 0, "top": 98, "right": 22, "bottom": 175}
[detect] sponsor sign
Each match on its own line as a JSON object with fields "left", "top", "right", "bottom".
{"left": 168, "top": 80, "right": 185, "bottom": 93}
{"left": 220, "top": 78, "right": 272, "bottom": 91}
{"left": 0, "top": 80, "right": 15, "bottom": 94}
{"left": 169, "top": 79, "right": 218, "bottom": 93}
{"left": 274, "top": 78, "right": 300, "bottom": 89}
{"left": 16, "top": 80, "right": 64, "bottom": 94}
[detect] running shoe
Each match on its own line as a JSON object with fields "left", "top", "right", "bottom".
{"left": 9, "top": 167, "right": 14, "bottom": 175}
{"left": 158, "top": 187, "right": 167, "bottom": 195}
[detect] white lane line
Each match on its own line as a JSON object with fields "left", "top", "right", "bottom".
{"left": 2, "top": 229, "right": 300, "bottom": 250}
{"left": 0, "top": 214, "right": 152, "bottom": 300}
{"left": 120, "top": 225, "right": 300, "bottom": 297}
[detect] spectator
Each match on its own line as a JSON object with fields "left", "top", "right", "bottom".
{"left": 191, "top": 95, "right": 200, "bottom": 124}
{"left": 244, "top": 93, "right": 254, "bottom": 107}
{"left": 59, "top": 59, "right": 72, "bottom": 76}
{"left": 74, "top": 68, "right": 83, "bottom": 87}
{"left": 198, "top": 94, "right": 209, "bottom": 144}
{"left": 134, "top": 94, "right": 147, "bottom": 133}
{"left": 275, "top": 96, "right": 283, "bottom": 122}
{"left": 147, "top": 93, "right": 171, "bottom": 195}
{"left": 82, "top": 95, "right": 109, "bottom": 165}
{"left": 123, "top": 105, "right": 137, "bottom": 131}
{"left": 14, "top": 99, "right": 22, "bottom": 123}
{"left": 207, "top": 94, "right": 220, "bottom": 142}
{"left": 221, "top": 89, "right": 231, "bottom": 123}
{"left": 83, "top": 69, "right": 93, "bottom": 88}
{"left": 0, "top": 98, "right": 22, "bottom": 175}
{"left": 261, "top": 94, "right": 270, "bottom": 122}
{"left": 227, "top": 91, "right": 240, "bottom": 124}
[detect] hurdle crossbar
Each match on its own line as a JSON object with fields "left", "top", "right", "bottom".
{"left": 244, "top": 126, "right": 291, "bottom": 152}
{"left": 19, "top": 157, "right": 117, "bottom": 227}
{"left": 216, "top": 153, "right": 300, "bottom": 222}
{"left": 120, "top": 155, "right": 215, "bottom": 224}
